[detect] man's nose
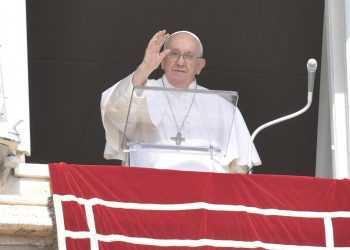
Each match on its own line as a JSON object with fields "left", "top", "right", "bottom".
{"left": 176, "top": 55, "right": 186, "bottom": 65}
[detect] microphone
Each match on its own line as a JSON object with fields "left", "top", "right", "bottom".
{"left": 307, "top": 58, "right": 317, "bottom": 93}
{"left": 246, "top": 59, "right": 318, "bottom": 174}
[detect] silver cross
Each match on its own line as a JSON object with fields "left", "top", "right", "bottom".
{"left": 170, "top": 132, "right": 185, "bottom": 145}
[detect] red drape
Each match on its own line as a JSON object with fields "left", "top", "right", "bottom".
{"left": 49, "top": 163, "right": 350, "bottom": 249}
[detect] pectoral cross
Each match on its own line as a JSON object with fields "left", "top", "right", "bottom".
{"left": 170, "top": 132, "right": 185, "bottom": 145}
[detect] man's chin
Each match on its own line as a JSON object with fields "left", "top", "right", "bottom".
{"left": 167, "top": 73, "right": 192, "bottom": 86}
{"left": 172, "top": 71, "right": 187, "bottom": 77}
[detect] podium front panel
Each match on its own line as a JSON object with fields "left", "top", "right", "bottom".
{"left": 121, "top": 86, "right": 238, "bottom": 169}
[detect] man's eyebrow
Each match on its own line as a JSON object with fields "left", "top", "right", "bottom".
{"left": 170, "top": 49, "right": 196, "bottom": 54}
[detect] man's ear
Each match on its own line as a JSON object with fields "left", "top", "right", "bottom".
{"left": 195, "top": 58, "right": 206, "bottom": 75}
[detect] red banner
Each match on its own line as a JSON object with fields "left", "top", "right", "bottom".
{"left": 49, "top": 163, "right": 350, "bottom": 249}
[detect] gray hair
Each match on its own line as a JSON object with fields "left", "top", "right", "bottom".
{"left": 164, "top": 30, "right": 204, "bottom": 57}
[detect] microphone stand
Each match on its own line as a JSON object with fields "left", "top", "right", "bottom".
{"left": 246, "top": 59, "right": 317, "bottom": 174}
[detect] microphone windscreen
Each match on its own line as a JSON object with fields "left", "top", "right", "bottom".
{"left": 307, "top": 59, "right": 317, "bottom": 72}
{"left": 307, "top": 59, "right": 317, "bottom": 92}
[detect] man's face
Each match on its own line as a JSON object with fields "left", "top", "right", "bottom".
{"left": 161, "top": 33, "right": 206, "bottom": 88}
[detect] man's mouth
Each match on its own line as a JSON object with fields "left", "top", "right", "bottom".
{"left": 173, "top": 69, "right": 187, "bottom": 73}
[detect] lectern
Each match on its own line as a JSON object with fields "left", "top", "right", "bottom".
{"left": 120, "top": 85, "right": 238, "bottom": 172}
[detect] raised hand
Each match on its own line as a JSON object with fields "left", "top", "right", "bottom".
{"left": 132, "top": 30, "right": 171, "bottom": 86}
{"left": 143, "top": 30, "right": 170, "bottom": 71}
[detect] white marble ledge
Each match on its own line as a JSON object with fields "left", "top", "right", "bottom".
{"left": 0, "top": 194, "right": 49, "bottom": 206}
{"left": 0, "top": 203, "right": 53, "bottom": 236}
{"left": 1, "top": 174, "right": 51, "bottom": 196}
{"left": 14, "top": 163, "right": 50, "bottom": 179}
{"left": 0, "top": 203, "right": 55, "bottom": 248}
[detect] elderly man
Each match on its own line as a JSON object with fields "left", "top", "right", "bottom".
{"left": 101, "top": 30, "right": 261, "bottom": 173}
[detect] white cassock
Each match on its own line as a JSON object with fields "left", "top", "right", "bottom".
{"left": 101, "top": 73, "right": 261, "bottom": 173}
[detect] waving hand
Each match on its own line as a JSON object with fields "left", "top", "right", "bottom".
{"left": 132, "top": 30, "right": 171, "bottom": 86}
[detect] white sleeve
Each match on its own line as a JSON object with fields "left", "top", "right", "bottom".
{"left": 100, "top": 74, "right": 164, "bottom": 160}
{"left": 227, "top": 108, "right": 262, "bottom": 172}
{"left": 100, "top": 73, "right": 137, "bottom": 160}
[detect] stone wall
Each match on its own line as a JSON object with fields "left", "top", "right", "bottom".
{"left": 0, "top": 164, "right": 56, "bottom": 249}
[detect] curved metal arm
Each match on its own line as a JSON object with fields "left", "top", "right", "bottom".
{"left": 246, "top": 92, "right": 313, "bottom": 174}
